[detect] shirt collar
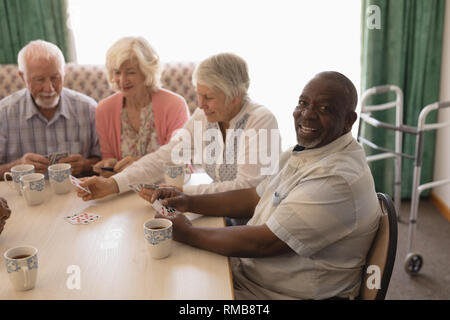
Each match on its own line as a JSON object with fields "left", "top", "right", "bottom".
{"left": 228, "top": 99, "right": 250, "bottom": 127}
{"left": 290, "top": 132, "right": 354, "bottom": 162}
{"left": 24, "top": 89, "right": 70, "bottom": 121}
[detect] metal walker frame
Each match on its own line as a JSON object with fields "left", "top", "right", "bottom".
{"left": 358, "top": 85, "right": 450, "bottom": 275}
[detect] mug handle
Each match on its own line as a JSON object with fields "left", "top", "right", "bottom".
{"left": 3, "top": 172, "right": 16, "bottom": 190}
{"left": 184, "top": 167, "right": 191, "bottom": 184}
{"left": 21, "top": 184, "right": 31, "bottom": 202}
{"left": 21, "top": 266, "right": 29, "bottom": 288}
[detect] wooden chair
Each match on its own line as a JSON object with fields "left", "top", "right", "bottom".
{"left": 358, "top": 193, "right": 398, "bottom": 300}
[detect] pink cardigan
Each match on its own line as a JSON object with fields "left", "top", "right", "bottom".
{"left": 95, "top": 88, "right": 189, "bottom": 160}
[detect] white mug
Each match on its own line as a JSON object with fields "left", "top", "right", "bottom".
{"left": 3, "top": 164, "right": 35, "bottom": 195}
{"left": 4, "top": 246, "right": 39, "bottom": 291}
{"left": 163, "top": 163, "right": 191, "bottom": 188}
{"left": 48, "top": 163, "right": 72, "bottom": 194}
{"left": 20, "top": 173, "right": 45, "bottom": 206}
{"left": 143, "top": 218, "right": 173, "bottom": 259}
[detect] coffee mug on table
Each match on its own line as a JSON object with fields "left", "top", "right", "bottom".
{"left": 163, "top": 163, "right": 191, "bottom": 188}
{"left": 48, "top": 163, "right": 72, "bottom": 194}
{"left": 3, "top": 246, "right": 39, "bottom": 291}
{"left": 143, "top": 218, "right": 173, "bottom": 259}
{"left": 3, "top": 164, "right": 35, "bottom": 195}
{"left": 20, "top": 173, "right": 45, "bottom": 206}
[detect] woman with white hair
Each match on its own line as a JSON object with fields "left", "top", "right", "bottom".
{"left": 77, "top": 52, "right": 280, "bottom": 207}
{"left": 93, "top": 37, "right": 189, "bottom": 176}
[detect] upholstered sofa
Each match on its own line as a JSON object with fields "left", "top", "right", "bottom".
{"left": 0, "top": 62, "right": 199, "bottom": 114}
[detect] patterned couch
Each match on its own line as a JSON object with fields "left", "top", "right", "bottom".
{"left": 0, "top": 62, "right": 199, "bottom": 114}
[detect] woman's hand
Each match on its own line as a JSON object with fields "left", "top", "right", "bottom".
{"left": 114, "top": 156, "right": 139, "bottom": 173}
{"left": 92, "top": 158, "right": 118, "bottom": 177}
{"left": 75, "top": 176, "right": 119, "bottom": 201}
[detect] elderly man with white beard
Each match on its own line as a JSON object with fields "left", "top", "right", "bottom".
{"left": 0, "top": 40, "right": 100, "bottom": 177}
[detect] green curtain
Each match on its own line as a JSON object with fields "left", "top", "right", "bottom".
{"left": 0, "top": 0, "right": 70, "bottom": 64}
{"left": 360, "top": 0, "right": 446, "bottom": 198}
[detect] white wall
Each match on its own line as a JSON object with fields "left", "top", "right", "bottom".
{"left": 433, "top": 0, "right": 450, "bottom": 207}
{"left": 68, "top": 0, "right": 361, "bottom": 151}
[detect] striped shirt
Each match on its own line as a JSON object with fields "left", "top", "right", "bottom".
{"left": 0, "top": 88, "right": 101, "bottom": 164}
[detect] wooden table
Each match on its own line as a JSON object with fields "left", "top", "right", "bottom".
{"left": 0, "top": 174, "right": 233, "bottom": 299}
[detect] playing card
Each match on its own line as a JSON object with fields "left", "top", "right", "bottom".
{"left": 69, "top": 175, "right": 91, "bottom": 194}
{"left": 142, "top": 184, "right": 158, "bottom": 190}
{"left": 46, "top": 153, "right": 55, "bottom": 165}
{"left": 64, "top": 212, "right": 101, "bottom": 225}
{"left": 128, "top": 184, "right": 142, "bottom": 193}
{"left": 129, "top": 183, "right": 159, "bottom": 193}
{"left": 152, "top": 199, "right": 180, "bottom": 216}
{"left": 64, "top": 213, "right": 81, "bottom": 225}
{"left": 47, "top": 151, "right": 68, "bottom": 165}
{"left": 53, "top": 151, "right": 68, "bottom": 163}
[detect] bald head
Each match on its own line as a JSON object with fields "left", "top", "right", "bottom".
{"left": 293, "top": 71, "right": 358, "bottom": 148}
{"left": 313, "top": 71, "right": 358, "bottom": 111}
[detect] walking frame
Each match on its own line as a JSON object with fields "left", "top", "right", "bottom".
{"left": 358, "top": 85, "right": 450, "bottom": 275}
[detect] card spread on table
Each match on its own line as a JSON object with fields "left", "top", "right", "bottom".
{"left": 69, "top": 175, "right": 91, "bottom": 194}
{"left": 47, "top": 151, "right": 68, "bottom": 165}
{"left": 152, "top": 199, "right": 180, "bottom": 216}
{"left": 64, "top": 212, "right": 101, "bottom": 225}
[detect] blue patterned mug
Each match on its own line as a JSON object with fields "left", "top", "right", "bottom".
{"left": 163, "top": 163, "right": 191, "bottom": 188}
{"left": 3, "top": 164, "right": 35, "bottom": 195}
{"left": 143, "top": 218, "right": 173, "bottom": 259}
{"left": 19, "top": 173, "right": 45, "bottom": 206}
{"left": 4, "top": 245, "right": 39, "bottom": 291}
{"left": 48, "top": 163, "right": 72, "bottom": 194}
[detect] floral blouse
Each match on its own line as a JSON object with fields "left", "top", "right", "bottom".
{"left": 120, "top": 102, "right": 160, "bottom": 158}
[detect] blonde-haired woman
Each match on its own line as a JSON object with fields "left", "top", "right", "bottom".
{"left": 94, "top": 37, "right": 189, "bottom": 177}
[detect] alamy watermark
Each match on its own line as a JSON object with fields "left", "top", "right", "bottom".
{"left": 170, "top": 121, "right": 281, "bottom": 176}
{"left": 366, "top": 265, "right": 381, "bottom": 290}
{"left": 66, "top": 264, "right": 81, "bottom": 290}
{"left": 366, "top": 5, "right": 381, "bottom": 30}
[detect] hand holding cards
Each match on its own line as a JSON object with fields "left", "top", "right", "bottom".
{"left": 46, "top": 151, "right": 68, "bottom": 165}
{"left": 69, "top": 175, "right": 91, "bottom": 194}
{"left": 152, "top": 199, "right": 180, "bottom": 216}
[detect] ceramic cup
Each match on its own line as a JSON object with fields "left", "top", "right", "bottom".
{"left": 3, "top": 246, "right": 39, "bottom": 291}
{"left": 20, "top": 173, "right": 45, "bottom": 206}
{"left": 48, "top": 163, "right": 72, "bottom": 194}
{"left": 163, "top": 163, "right": 191, "bottom": 188}
{"left": 143, "top": 218, "right": 173, "bottom": 259}
{"left": 3, "top": 164, "right": 35, "bottom": 195}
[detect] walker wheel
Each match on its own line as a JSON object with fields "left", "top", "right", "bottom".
{"left": 404, "top": 253, "right": 423, "bottom": 275}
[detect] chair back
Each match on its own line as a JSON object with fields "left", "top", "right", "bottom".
{"left": 359, "top": 193, "right": 398, "bottom": 300}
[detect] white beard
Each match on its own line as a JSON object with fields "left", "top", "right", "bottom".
{"left": 35, "top": 93, "right": 60, "bottom": 109}
{"left": 297, "top": 136, "right": 323, "bottom": 149}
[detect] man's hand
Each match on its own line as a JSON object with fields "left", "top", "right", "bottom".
{"left": 141, "top": 187, "right": 191, "bottom": 213}
{"left": 58, "top": 154, "right": 86, "bottom": 176}
{"left": 154, "top": 211, "right": 192, "bottom": 242}
{"left": 17, "top": 153, "right": 49, "bottom": 174}
{"left": 75, "top": 176, "right": 119, "bottom": 201}
{"left": 92, "top": 158, "right": 118, "bottom": 178}
{"left": 0, "top": 197, "right": 11, "bottom": 235}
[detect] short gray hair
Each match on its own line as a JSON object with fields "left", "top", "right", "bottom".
{"left": 105, "top": 37, "right": 161, "bottom": 93}
{"left": 193, "top": 53, "right": 250, "bottom": 103}
{"left": 17, "top": 40, "right": 65, "bottom": 76}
